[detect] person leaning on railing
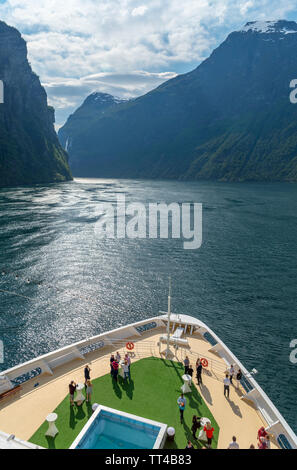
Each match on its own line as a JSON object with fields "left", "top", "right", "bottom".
{"left": 236, "top": 369, "right": 242, "bottom": 389}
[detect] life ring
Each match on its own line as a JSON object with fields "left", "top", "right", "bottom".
{"left": 126, "top": 342, "right": 134, "bottom": 351}
{"left": 200, "top": 358, "right": 208, "bottom": 368}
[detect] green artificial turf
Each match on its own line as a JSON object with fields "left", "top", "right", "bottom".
{"left": 29, "top": 357, "right": 219, "bottom": 449}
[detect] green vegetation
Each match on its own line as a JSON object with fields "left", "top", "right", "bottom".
{"left": 59, "top": 22, "right": 297, "bottom": 182}
{"left": 29, "top": 357, "right": 219, "bottom": 449}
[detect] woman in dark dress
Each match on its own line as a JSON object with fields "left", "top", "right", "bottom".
{"left": 191, "top": 415, "right": 201, "bottom": 439}
{"left": 110, "top": 355, "right": 115, "bottom": 375}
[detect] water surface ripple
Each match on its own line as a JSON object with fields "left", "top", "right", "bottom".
{"left": 0, "top": 178, "right": 296, "bottom": 432}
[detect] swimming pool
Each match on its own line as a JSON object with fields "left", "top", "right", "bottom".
{"left": 69, "top": 405, "right": 167, "bottom": 449}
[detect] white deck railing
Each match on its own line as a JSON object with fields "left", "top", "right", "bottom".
{"left": 0, "top": 317, "right": 163, "bottom": 387}
{"left": 159, "top": 312, "right": 297, "bottom": 449}
{"left": 0, "top": 313, "right": 296, "bottom": 449}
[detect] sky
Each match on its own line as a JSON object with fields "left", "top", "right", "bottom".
{"left": 1, "top": 0, "right": 297, "bottom": 128}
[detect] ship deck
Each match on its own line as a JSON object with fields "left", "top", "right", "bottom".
{"left": 0, "top": 327, "right": 279, "bottom": 449}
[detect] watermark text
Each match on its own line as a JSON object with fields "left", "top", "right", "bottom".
{"left": 0, "top": 340, "right": 3, "bottom": 364}
{"left": 0, "top": 80, "right": 3, "bottom": 104}
{"left": 94, "top": 194, "right": 202, "bottom": 250}
{"left": 289, "top": 339, "right": 297, "bottom": 364}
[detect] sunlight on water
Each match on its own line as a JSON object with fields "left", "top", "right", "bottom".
{"left": 0, "top": 178, "right": 297, "bottom": 431}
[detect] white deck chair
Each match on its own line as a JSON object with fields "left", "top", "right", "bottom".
{"left": 172, "top": 327, "right": 184, "bottom": 340}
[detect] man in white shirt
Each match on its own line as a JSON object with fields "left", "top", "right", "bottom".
{"left": 124, "top": 353, "right": 131, "bottom": 371}
{"left": 228, "top": 436, "right": 239, "bottom": 449}
{"left": 228, "top": 365, "right": 235, "bottom": 384}
{"left": 224, "top": 374, "right": 231, "bottom": 398}
{"left": 116, "top": 351, "right": 121, "bottom": 362}
{"left": 122, "top": 360, "right": 130, "bottom": 381}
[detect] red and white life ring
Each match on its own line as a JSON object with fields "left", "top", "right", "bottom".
{"left": 126, "top": 342, "right": 134, "bottom": 351}
{"left": 200, "top": 358, "right": 208, "bottom": 368}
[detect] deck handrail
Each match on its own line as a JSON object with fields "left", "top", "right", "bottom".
{"left": 0, "top": 313, "right": 296, "bottom": 449}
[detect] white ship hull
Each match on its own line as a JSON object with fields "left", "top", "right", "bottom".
{"left": 0, "top": 313, "right": 296, "bottom": 449}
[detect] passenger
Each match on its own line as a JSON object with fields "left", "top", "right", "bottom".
{"left": 110, "top": 354, "right": 115, "bottom": 375}
{"left": 183, "top": 356, "right": 190, "bottom": 374}
{"left": 265, "top": 435, "right": 271, "bottom": 449}
{"left": 122, "top": 360, "right": 130, "bottom": 381}
{"left": 228, "top": 365, "right": 235, "bottom": 384}
{"left": 125, "top": 353, "right": 131, "bottom": 372}
{"left": 111, "top": 359, "right": 119, "bottom": 382}
{"left": 69, "top": 380, "right": 76, "bottom": 406}
{"left": 258, "top": 436, "right": 268, "bottom": 449}
{"left": 236, "top": 369, "right": 242, "bottom": 389}
{"left": 116, "top": 351, "right": 121, "bottom": 362}
{"left": 177, "top": 393, "right": 186, "bottom": 423}
{"left": 204, "top": 422, "right": 215, "bottom": 449}
{"left": 84, "top": 365, "right": 91, "bottom": 385}
{"left": 187, "top": 364, "right": 193, "bottom": 384}
{"left": 228, "top": 436, "right": 239, "bottom": 449}
{"left": 196, "top": 360, "right": 203, "bottom": 386}
{"left": 249, "top": 444, "right": 255, "bottom": 449}
{"left": 185, "top": 440, "right": 194, "bottom": 449}
{"left": 223, "top": 374, "right": 231, "bottom": 398}
{"left": 191, "top": 415, "right": 201, "bottom": 439}
{"left": 86, "top": 380, "right": 93, "bottom": 402}
{"left": 257, "top": 426, "right": 268, "bottom": 442}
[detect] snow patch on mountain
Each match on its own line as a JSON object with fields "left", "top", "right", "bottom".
{"left": 239, "top": 20, "right": 297, "bottom": 35}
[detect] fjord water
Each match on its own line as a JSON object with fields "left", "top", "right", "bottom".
{"left": 0, "top": 178, "right": 296, "bottom": 432}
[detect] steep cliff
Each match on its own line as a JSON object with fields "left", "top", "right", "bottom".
{"left": 0, "top": 21, "right": 72, "bottom": 187}
{"left": 58, "top": 92, "right": 128, "bottom": 173}
{"left": 59, "top": 20, "right": 297, "bottom": 182}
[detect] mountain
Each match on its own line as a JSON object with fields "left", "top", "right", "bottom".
{"left": 0, "top": 21, "right": 72, "bottom": 188}
{"left": 58, "top": 92, "right": 128, "bottom": 172}
{"left": 59, "top": 20, "right": 297, "bottom": 182}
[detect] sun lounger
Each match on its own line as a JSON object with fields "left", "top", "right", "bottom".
{"left": 172, "top": 327, "right": 184, "bottom": 339}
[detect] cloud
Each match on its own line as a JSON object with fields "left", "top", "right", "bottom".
{"left": 43, "top": 70, "right": 178, "bottom": 128}
{"left": 1, "top": 0, "right": 297, "bottom": 127}
{"left": 131, "top": 5, "right": 148, "bottom": 17}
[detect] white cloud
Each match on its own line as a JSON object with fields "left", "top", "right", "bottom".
{"left": 131, "top": 5, "right": 148, "bottom": 16}
{"left": 0, "top": 0, "right": 296, "bottom": 126}
{"left": 43, "top": 70, "right": 178, "bottom": 127}
{"left": 239, "top": 1, "right": 255, "bottom": 16}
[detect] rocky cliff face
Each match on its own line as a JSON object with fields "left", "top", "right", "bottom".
{"left": 0, "top": 21, "right": 72, "bottom": 188}
{"left": 59, "top": 20, "right": 297, "bottom": 182}
{"left": 58, "top": 92, "right": 128, "bottom": 173}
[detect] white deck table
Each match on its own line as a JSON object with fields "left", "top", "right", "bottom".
{"left": 181, "top": 374, "right": 192, "bottom": 393}
{"left": 74, "top": 383, "right": 85, "bottom": 405}
{"left": 119, "top": 361, "right": 125, "bottom": 378}
{"left": 45, "top": 413, "right": 58, "bottom": 437}
{"left": 200, "top": 417, "right": 211, "bottom": 427}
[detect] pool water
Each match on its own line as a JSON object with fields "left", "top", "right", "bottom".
{"left": 75, "top": 410, "right": 161, "bottom": 449}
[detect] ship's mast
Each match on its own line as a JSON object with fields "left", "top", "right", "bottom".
{"left": 164, "top": 276, "right": 173, "bottom": 359}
